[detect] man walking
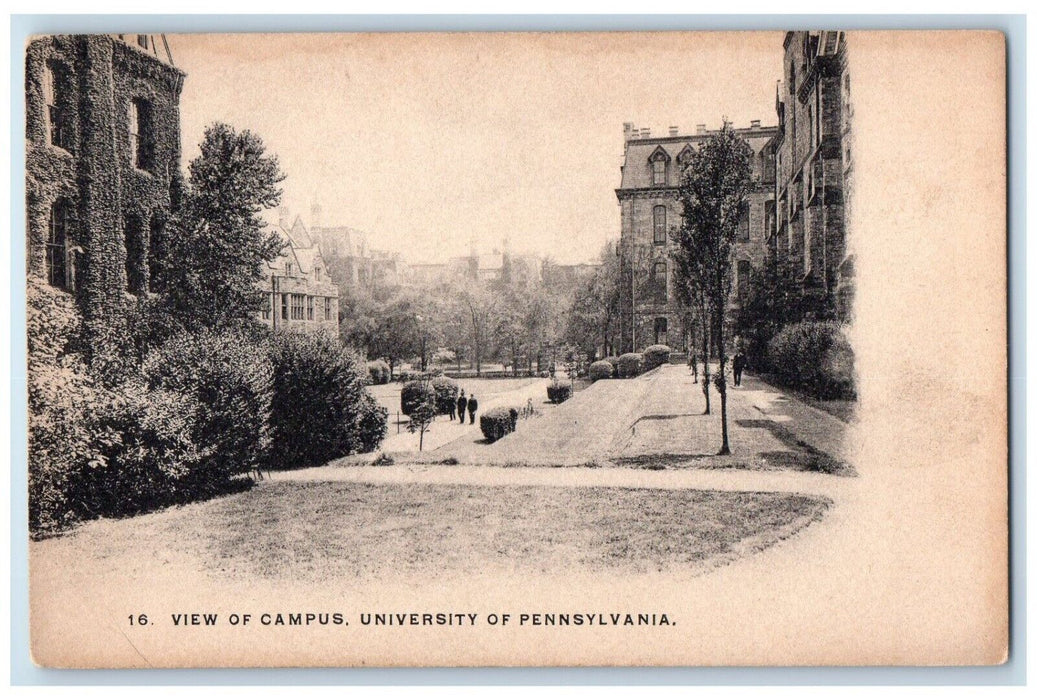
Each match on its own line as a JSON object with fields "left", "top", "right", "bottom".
{"left": 733, "top": 350, "right": 746, "bottom": 387}
{"left": 467, "top": 394, "right": 478, "bottom": 424}
{"left": 689, "top": 351, "right": 698, "bottom": 384}
{"left": 456, "top": 390, "right": 467, "bottom": 424}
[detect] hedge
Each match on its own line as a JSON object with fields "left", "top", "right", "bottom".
{"left": 616, "top": 353, "right": 643, "bottom": 378}
{"left": 642, "top": 345, "right": 672, "bottom": 371}
{"left": 266, "top": 330, "right": 387, "bottom": 468}
{"left": 480, "top": 406, "right": 519, "bottom": 442}
{"left": 767, "top": 321, "right": 856, "bottom": 400}
{"left": 430, "top": 375, "right": 460, "bottom": 414}
{"left": 401, "top": 380, "right": 436, "bottom": 416}
{"left": 588, "top": 360, "right": 614, "bottom": 381}
{"left": 547, "top": 382, "right": 573, "bottom": 403}
{"left": 366, "top": 359, "right": 390, "bottom": 385}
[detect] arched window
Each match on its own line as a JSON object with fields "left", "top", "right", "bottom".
{"left": 654, "top": 317, "right": 668, "bottom": 346}
{"left": 47, "top": 200, "right": 71, "bottom": 288}
{"left": 653, "top": 205, "right": 667, "bottom": 244}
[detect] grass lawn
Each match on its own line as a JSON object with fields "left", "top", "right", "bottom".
{"left": 55, "top": 481, "right": 830, "bottom": 582}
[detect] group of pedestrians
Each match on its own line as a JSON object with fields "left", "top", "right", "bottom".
{"left": 688, "top": 349, "right": 748, "bottom": 387}
{"left": 449, "top": 390, "right": 478, "bottom": 424}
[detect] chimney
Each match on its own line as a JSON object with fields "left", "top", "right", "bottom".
{"left": 696, "top": 124, "right": 707, "bottom": 135}
{"left": 278, "top": 206, "right": 289, "bottom": 229}
{"left": 623, "top": 122, "right": 634, "bottom": 141}
{"left": 750, "top": 119, "right": 761, "bottom": 129}
{"left": 669, "top": 126, "right": 679, "bottom": 136}
{"left": 640, "top": 127, "right": 651, "bottom": 138}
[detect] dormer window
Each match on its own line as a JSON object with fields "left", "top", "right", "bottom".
{"left": 648, "top": 146, "right": 671, "bottom": 187}
{"left": 652, "top": 159, "right": 666, "bottom": 185}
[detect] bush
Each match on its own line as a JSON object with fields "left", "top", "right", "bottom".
{"left": 432, "top": 349, "right": 456, "bottom": 366}
{"left": 547, "top": 382, "right": 573, "bottom": 403}
{"left": 401, "top": 380, "right": 436, "bottom": 416}
{"left": 144, "top": 328, "right": 273, "bottom": 482}
{"left": 588, "top": 360, "right": 614, "bottom": 381}
{"left": 642, "top": 345, "right": 672, "bottom": 371}
{"left": 767, "top": 321, "right": 856, "bottom": 400}
{"left": 616, "top": 353, "right": 643, "bottom": 378}
{"left": 430, "top": 375, "right": 459, "bottom": 415}
{"left": 480, "top": 406, "right": 519, "bottom": 442}
{"left": 266, "top": 331, "right": 387, "bottom": 468}
{"left": 366, "top": 359, "right": 390, "bottom": 385}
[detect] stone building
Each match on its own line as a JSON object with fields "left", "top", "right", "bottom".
{"left": 259, "top": 216, "right": 340, "bottom": 333}
{"left": 615, "top": 121, "right": 778, "bottom": 352}
{"left": 25, "top": 34, "right": 185, "bottom": 340}
{"left": 772, "top": 30, "right": 853, "bottom": 321}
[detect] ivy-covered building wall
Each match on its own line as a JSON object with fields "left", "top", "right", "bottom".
{"left": 25, "top": 34, "right": 185, "bottom": 351}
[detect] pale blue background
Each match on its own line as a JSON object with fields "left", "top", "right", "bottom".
{"left": 9, "top": 13, "right": 1026, "bottom": 685}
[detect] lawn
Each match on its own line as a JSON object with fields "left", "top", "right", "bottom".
{"left": 40, "top": 481, "right": 830, "bottom": 583}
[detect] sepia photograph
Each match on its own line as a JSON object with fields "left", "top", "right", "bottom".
{"left": 22, "top": 27, "right": 1008, "bottom": 669}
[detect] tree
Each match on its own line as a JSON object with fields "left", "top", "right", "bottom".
{"left": 567, "top": 241, "right": 622, "bottom": 359}
{"left": 672, "top": 123, "right": 754, "bottom": 455}
{"left": 406, "top": 376, "right": 437, "bottom": 451}
{"left": 458, "top": 280, "right": 498, "bottom": 376}
{"left": 367, "top": 295, "right": 425, "bottom": 378}
{"left": 157, "top": 123, "right": 286, "bottom": 334}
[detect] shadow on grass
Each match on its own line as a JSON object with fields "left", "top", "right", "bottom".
{"left": 735, "top": 419, "right": 856, "bottom": 477}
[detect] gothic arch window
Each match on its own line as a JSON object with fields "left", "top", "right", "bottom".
{"left": 128, "top": 98, "right": 153, "bottom": 171}
{"left": 648, "top": 146, "right": 671, "bottom": 186}
{"left": 47, "top": 199, "right": 72, "bottom": 288}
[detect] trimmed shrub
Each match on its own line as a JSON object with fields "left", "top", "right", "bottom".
{"left": 547, "top": 382, "right": 573, "bottom": 403}
{"left": 266, "top": 330, "right": 387, "bottom": 468}
{"left": 767, "top": 321, "right": 856, "bottom": 400}
{"left": 589, "top": 360, "right": 614, "bottom": 381}
{"left": 401, "top": 380, "right": 436, "bottom": 416}
{"left": 143, "top": 328, "right": 273, "bottom": 482}
{"left": 366, "top": 359, "right": 390, "bottom": 385}
{"left": 430, "top": 375, "right": 460, "bottom": 415}
{"left": 616, "top": 353, "right": 643, "bottom": 378}
{"left": 642, "top": 344, "right": 672, "bottom": 371}
{"left": 480, "top": 406, "right": 519, "bottom": 442}
{"left": 432, "top": 349, "right": 456, "bottom": 365}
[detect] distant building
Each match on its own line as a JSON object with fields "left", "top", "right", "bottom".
{"left": 259, "top": 216, "right": 340, "bottom": 333}
{"left": 773, "top": 30, "right": 852, "bottom": 321}
{"left": 615, "top": 120, "right": 778, "bottom": 352}
{"left": 25, "top": 34, "right": 185, "bottom": 340}
{"left": 307, "top": 207, "right": 401, "bottom": 295}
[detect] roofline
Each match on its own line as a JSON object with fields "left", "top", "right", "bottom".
{"left": 624, "top": 125, "right": 780, "bottom": 146}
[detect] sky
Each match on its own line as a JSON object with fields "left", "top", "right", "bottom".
{"left": 170, "top": 31, "right": 784, "bottom": 265}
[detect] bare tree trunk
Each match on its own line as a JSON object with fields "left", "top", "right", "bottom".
{"left": 715, "top": 312, "right": 730, "bottom": 455}
{"left": 700, "top": 307, "right": 711, "bottom": 414}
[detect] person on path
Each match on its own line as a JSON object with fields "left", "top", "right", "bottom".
{"left": 526, "top": 397, "right": 534, "bottom": 418}
{"left": 733, "top": 351, "right": 746, "bottom": 387}
{"left": 456, "top": 390, "right": 467, "bottom": 424}
{"left": 690, "top": 351, "right": 699, "bottom": 384}
{"left": 467, "top": 395, "right": 479, "bottom": 424}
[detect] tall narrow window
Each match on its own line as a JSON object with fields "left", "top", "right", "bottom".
{"left": 306, "top": 295, "right": 314, "bottom": 321}
{"left": 43, "top": 65, "right": 68, "bottom": 150}
{"left": 739, "top": 212, "right": 751, "bottom": 241}
{"left": 652, "top": 159, "right": 666, "bottom": 186}
{"left": 324, "top": 297, "right": 332, "bottom": 321}
{"left": 652, "top": 261, "right": 667, "bottom": 301}
{"left": 47, "top": 200, "right": 71, "bottom": 288}
{"left": 128, "top": 99, "right": 152, "bottom": 171}
{"left": 124, "top": 213, "right": 146, "bottom": 294}
{"left": 737, "top": 260, "right": 751, "bottom": 299}
{"left": 281, "top": 294, "right": 289, "bottom": 320}
{"left": 148, "top": 215, "right": 165, "bottom": 293}
{"left": 654, "top": 317, "right": 668, "bottom": 346}
{"left": 653, "top": 205, "right": 667, "bottom": 244}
